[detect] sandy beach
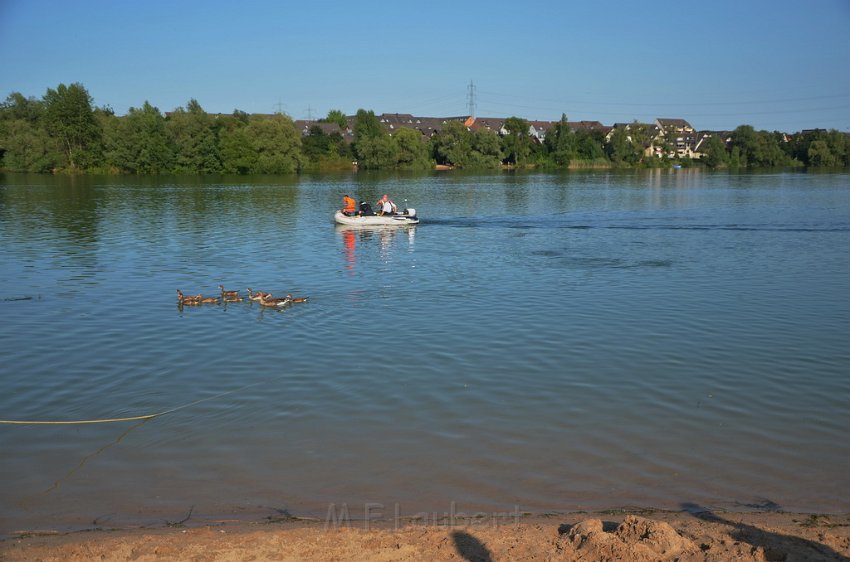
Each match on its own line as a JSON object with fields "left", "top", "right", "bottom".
{"left": 2, "top": 510, "right": 849, "bottom": 561}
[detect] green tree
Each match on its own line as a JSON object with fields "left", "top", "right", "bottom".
{"left": 42, "top": 82, "right": 102, "bottom": 169}
{"left": 96, "top": 107, "right": 122, "bottom": 172}
{"left": 1, "top": 92, "right": 44, "bottom": 123}
{"left": 352, "top": 109, "right": 383, "bottom": 148}
{"left": 393, "top": 127, "right": 431, "bottom": 170}
{"left": 230, "top": 109, "right": 250, "bottom": 126}
{"left": 219, "top": 113, "right": 304, "bottom": 174}
{"left": 544, "top": 114, "right": 574, "bottom": 167}
{"left": 750, "top": 130, "right": 789, "bottom": 167}
{"left": 730, "top": 125, "right": 756, "bottom": 166}
{"left": 323, "top": 109, "right": 348, "bottom": 129}
{"left": 730, "top": 125, "right": 790, "bottom": 167}
{"left": 352, "top": 109, "right": 397, "bottom": 168}
{"left": 0, "top": 118, "right": 58, "bottom": 172}
{"left": 469, "top": 128, "right": 503, "bottom": 169}
{"left": 432, "top": 120, "right": 472, "bottom": 167}
{"left": 574, "top": 128, "right": 606, "bottom": 161}
{"left": 301, "top": 125, "right": 333, "bottom": 162}
{"left": 0, "top": 92, "right": 58, "bottom": 171}
{"left": 111, "top": 101, "right": 175, "bottom": 173}
{"left": 701, "top": 135, "right": 729, "bottom": 168}
{"left": 728, "top": 145, "right": 746, "bottom": 168}
{"left": 605, "top": 126, "right": 638, "bottom": 165}
{"left": 219, "top": 122, "right": 255, "bottom": 174}
{"left": 658, "top": 125, "right": 679, "bottom": 158}
{"left": 356, "top": 135, "right": 398, "bottom": 169}
{"left": 301, "top": 125, "right": 351, "bottom": 168}
{"left": 502, "top": 116, "right": 530, "bottom": 167}
{"left": 807, "top": 140, "right": 837, "bottom": 167}
{"left": 167, "top": 99, "right": 221, "bottom": 173}
{"left": 825, "top": 130, "right": 849, "bottom": 166}
{"left": 628, "top": 121, "right": 651, "bottom": 156}
{"left": 248, "top": 113, "right": 305, "bottom": 174}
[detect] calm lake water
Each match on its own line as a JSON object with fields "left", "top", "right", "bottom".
{"left": 1, "top": 170, "right": 849, "bottom": 533}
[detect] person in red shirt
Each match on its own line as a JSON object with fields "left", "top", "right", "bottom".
{"left": 342, "top": 194, "right": 357, "bottom": 216}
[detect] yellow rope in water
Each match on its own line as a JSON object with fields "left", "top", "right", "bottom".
{"left": 0, "top": 383, "right": 259, "bottom": 425}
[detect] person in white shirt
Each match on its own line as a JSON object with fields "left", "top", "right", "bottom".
{"left": 376, "top": 194, "right": 397, "bottom": 216}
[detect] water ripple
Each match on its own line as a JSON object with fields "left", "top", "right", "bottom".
{"left": 2, "top": 172, "right": 850, "bottom": 533}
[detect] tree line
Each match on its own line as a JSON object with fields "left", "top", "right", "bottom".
{"left": 1, "top": 82, "right": 848, "bottom": 174}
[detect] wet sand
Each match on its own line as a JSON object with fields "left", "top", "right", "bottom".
{"left": 2, "top": 510, "right": 849, "bottom": 561}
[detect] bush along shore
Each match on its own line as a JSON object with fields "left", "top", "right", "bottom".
{"left": 2, "top": 82, "right": 849, "bottom": 175}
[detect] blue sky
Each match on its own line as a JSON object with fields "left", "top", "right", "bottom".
{"left": 2, "top": 0, "right": 850, "bottom": 132}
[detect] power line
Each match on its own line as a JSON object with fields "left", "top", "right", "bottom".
{"left": 467, "top": 80, "right": 476, "bottom": 117}
{"left": 476, "top": 99, "right": 850, "bottom": 118}
{"left": 477, "top": 89, "right": 850, "bottom": 108}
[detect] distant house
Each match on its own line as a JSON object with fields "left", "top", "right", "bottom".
{"left": 294, "top": 120, "right": 354, "bottom": 143}
{"left": 377, "top": 113, "right": 467, "bottom": 138}
{"left": 569, "top": 120, "right": 608, "bottom": 134}
{"left": 467, "top": 117, "right": 506, "bottom": 135}
{"left": 379, "top": 113, "right": 416, "bottom": 126}
{"left": 656, "top": 118, "right": 693, "bottom": 133}
{"left": 294, "top": 121, "right": 343, "bottom": 136}
{"left": 378, "top": 113, "right": 416, "bottom": 133}
{"left": 656, "top": 118, "right": 698, "bottom": 158}
{"left": 413, "top": 117, "right": 448, "bottom": 137}
{"left": 693, "top": 131, "right": 732, "bottom": 158}
{"left": 607, "top": 122, "right": 660, "bottom": 139}
{"left": 607, "top": 122, "right": 662, "bottom": 157}
{"left": 526, "top": 120, "right": 554, "bottom": 143}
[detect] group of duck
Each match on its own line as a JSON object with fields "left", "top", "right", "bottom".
{"left": 176, "top": 285, "right": 308, "bottom": 308}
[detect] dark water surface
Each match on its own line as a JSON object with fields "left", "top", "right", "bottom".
{"left": 1, "top": 170, "right": 849, "bottom": 533}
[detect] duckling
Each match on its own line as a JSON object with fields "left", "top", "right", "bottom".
{"left": 177, "top": 289, "right": 201, "bottom": 305}
{"left": 219, "top": 285, "right": 240, "bottom": 298}
{"left": 247, "top": 288, "right": 271, "bottom": 302}
{"left": 223, "top": 295, "right": 244, "bottom": 302}
{"left": 198, "top": 295, "right": 220, "bottom": 304}
{"left": 259, "top": 294, "right": 292, "bottom": 307}
{"left": 285, "top": 294, "right": 309, "bottom": 303}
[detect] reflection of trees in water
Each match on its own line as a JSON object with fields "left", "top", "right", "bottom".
{"left": 1, "top": 175, "right": 309, "bottom": 283}
{"left": 502, "top": 173, "right": 530, "bottom": 214}
{"left": 1, "top": 175, "right": 102, "bottom": 278}
{"left": 341, "top": 169, "right": 539, "bottom": 217}
{"left": 163, "top": 176, "right": 302, "bottom": 250}
{"left": 50, "top": 176, "right": 101, "bottom": 248}
{"left": 1, "top": 174, "right": 101, "bottom": 248}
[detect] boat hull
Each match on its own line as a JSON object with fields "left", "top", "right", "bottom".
{"left": 333, "top": 210, "right": 419, "bottom": 226}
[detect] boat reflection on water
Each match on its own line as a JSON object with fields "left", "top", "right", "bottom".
{"left": 335, "top": 224, "right": 416, "bottom": 273}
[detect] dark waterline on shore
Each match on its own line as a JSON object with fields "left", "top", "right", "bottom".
{"left": 1, "top": 169, "right": 849, "bottom": 534}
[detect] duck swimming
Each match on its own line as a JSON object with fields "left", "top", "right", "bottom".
{"left": 259, "top": 294, "right": 292, "bottom": 307}
{"left": 177, "top": 289, "right": 201, "bottom": 305}
{"left": 247, "top": 288, "right": 271, "bottom": 302}
{"left": 285, "top": 294, "right": 309, "bottom": 303}
{"left": 219, "top": 285, "right": 240, "bottom": 298}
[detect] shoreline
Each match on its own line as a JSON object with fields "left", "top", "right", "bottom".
{"left": 3, "top": 508, "right": 849, "bottom": 561}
